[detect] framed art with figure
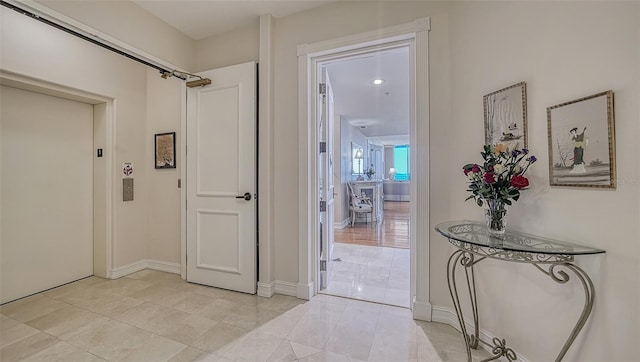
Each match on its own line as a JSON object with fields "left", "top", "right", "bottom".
{"left": 155, "top": 132, "right": 176, "bottom": 169}
{"left": 547, "top": 90, "right": 615, "bottom": 188}
{"left": 483, "top": 82, "right": 527, "bottom": 150}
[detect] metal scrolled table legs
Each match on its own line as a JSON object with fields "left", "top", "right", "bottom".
{"left": 447, "top": 249, "right": 596, "bottom": 362}
{"left": 446, "top": 249, "right": 476, "bottom": 361}
{"left": 446, "top": 250, "right": 517, "bottom": 362}
{"left": 532, "top": 263, "right": 595, "bottom": 362}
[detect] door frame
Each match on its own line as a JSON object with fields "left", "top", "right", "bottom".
{"left": 0, "top": 70, "right": 115, "bottom": 279}
{"left": 318, "top": 66, "right": 336, "bottom": 291}
{"left": 297, "top": 18, "right": 432, "bottom": 321}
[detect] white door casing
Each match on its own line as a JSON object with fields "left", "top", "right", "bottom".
{"left": 186, "top": 62, "right": 257, "bottom": 294}
{"left": 297, "top": 18, "right": 431, "bottom": 320}
{"left": 319, "top": 67, "right": 335, "bottom": 290}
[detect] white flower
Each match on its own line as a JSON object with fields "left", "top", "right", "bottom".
{"left": 494, "top": 164, "right": 506, "bottom": 175}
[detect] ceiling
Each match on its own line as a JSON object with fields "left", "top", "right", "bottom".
{"left": 326, "top": 47, "right": 410, "bottom": 145}
{"left": 133, "top": 0, "right": 336, "bottom": 40}
{"left": 129, "top": 1, "right": 409, "bottom": 145}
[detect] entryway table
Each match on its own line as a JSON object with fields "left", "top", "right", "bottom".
{"left": 435, "top": 221, "right": 605, "bottom": 362}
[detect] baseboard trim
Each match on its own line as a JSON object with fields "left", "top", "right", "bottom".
{"left": 333, "top": 218, "right": 350, "bottom": 230}
{"left": 272, "top": 280, "right": 297, "bottom": 297}
{"left": 412, "top": 299, "right": 432, "bottom": 321}
{"left": 431, "top": 305, "right": 529, "bottom": 362}
{"left": 296, "top": 281, "right": 314, "bottom": 300}
{"left": 109, "top": 259, "right": 180, "bottom": 279}
{"left": 146, "top": 260, "right": 181, "bottom": 274}
{"left": 109, "top": 260, "right": 147, "bottom": 279}
{"left": 258, "top": 282, "right": 275, "bottom": 297}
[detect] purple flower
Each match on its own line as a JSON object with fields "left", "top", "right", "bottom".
{"left": 527, "top": 156, "right": 537, "bottom": 163}
{"left": 471, "top": 165, "right": 480, "bottom": 173}
{"left": 512, "top": 149, "right": 522, "bottom": 157}
{"left": 522, "top": 148, "right": 529, "bottom": 155}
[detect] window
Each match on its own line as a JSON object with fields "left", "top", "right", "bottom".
{"left": 394, "top": 145, "right": 410, "bottom": 180}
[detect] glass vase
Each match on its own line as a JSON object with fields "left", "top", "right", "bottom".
{"left": 482, "top": 198, "right": 508, "bottom": 236}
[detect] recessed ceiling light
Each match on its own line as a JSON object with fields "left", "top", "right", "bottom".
{"left": 372, "top": 79, "right": 384, "bottom": 85}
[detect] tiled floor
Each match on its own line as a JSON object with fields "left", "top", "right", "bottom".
{"left": 0, "top": 270, "right": 490, "bottom": 362}
{"left": 323, "top": 243, "right": 410, "bottom": 308}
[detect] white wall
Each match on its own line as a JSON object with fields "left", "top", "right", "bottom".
{"left": 444, "top": 2, "right": 639, "bottom": 361}
{"left": 384, "top": 146, "right": 394, "bottom": 179}
{"left": 194, "top": 20, "right": 259, "bottom": 72}
{"left": 335, "top": 118, "right": 370, "bottom": 224}
{"left": 343, "top": 120, "right": 369, "bottom": 179}
{"left": 34, "top": 0, "right": 195, "bottom": 71}
{"left": 146, "top": 69, "right": 183, "bottom": 264}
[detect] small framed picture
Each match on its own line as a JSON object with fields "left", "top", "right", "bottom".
{"left": 483, "top": 82, "right": 528, "bottom": 150}
{"left": 547, "top": 90, "right": 615, "bottom": 188}
{"left": 154, "top": 132, "right": 176, "bottom": 169}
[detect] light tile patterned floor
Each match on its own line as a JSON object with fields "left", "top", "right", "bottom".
{"left": 0, "top": 270, "right": 490, "bottom": 362}
{"left": 323, "top": 243, "right": 410, "bottom": 308}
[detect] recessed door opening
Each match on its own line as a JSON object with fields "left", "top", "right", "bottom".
{"left": 316, "top": 45, "right": 412, "bottom": 308}
{"left": 0, "top": 79, "right": 113, "bottom": 304}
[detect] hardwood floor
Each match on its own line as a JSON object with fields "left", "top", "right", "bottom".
{"left": 334, "top": 201, "right": 409, "bottom": 249}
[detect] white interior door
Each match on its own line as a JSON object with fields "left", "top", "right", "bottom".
{"left": 186, "top": 62, "right": 257, "bottom": 294}
{"left": 319, "top": 68, "right": 335, "bottom": 290}
{"left": 1, "top": 85, "right": 93, "bottom": 303}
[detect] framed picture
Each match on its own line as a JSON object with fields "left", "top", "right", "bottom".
{"left": 483, "top": 81, "right": 528, "bottom": 150}
{"left": 154, "top": 132, "right": 176, "bottom": 169}
{"left": 547, "top": 90, "right": 615, "bottom": 188}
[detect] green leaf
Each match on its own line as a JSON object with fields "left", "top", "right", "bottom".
{"left": 477, "top": 198, "right": 483, "bottom": 207}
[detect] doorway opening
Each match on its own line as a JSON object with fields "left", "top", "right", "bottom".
{"left": 316, "top": 46, "right": 412, "bottom": 308}
{"left": 299, "top": 18, "right": 431, "bottom": 319}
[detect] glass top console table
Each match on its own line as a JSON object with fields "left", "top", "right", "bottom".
{"left": 435, "top": 221, "right": 605, "bottom": 362}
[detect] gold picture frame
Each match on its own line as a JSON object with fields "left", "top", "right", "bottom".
{"left": 547, "top": 90, "right": 616, "bottom": 188}
{"left": 483, "top": 82, "right": 528, "bottom": 150}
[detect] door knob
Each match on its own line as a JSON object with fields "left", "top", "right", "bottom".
{"left": 235, "top": 192, "right": 252, "bottom": 201}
